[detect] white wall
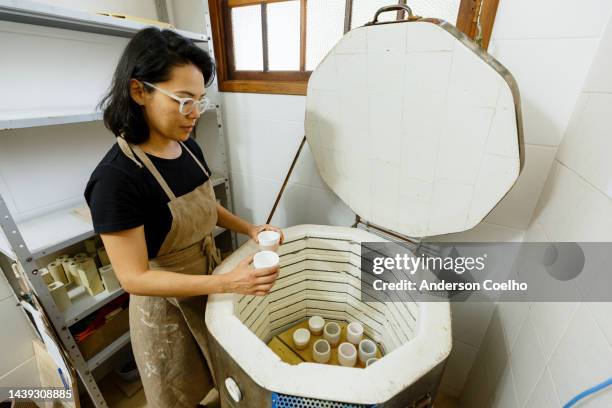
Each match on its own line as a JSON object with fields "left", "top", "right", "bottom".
{"left": 220, "top": 92, "right": 355, "bottom": 246}
{"left": 423, "top": 0, "right": 612, "bottom": 397}
{"left": 0, "top": 267, "right": 40, "bottom": 395}
{"left": 460, "top": 8, "right": 612, "bottom": 408}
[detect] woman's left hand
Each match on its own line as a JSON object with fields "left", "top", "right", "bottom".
{"left": 248, "top": 224, "right": 285, "bottom": 244}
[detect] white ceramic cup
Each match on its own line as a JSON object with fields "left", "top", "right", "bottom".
{"left": 312, "top": 339, "right": 331, "bottom": 364}
{"left": 338, "top": 342, "right": 357, "bottom": 367}
{"left": 253, "top": 250, "right": 280, "bottom": 269}
{"left": 293, "top": 328, "right": 310, "bottom": 350}
{"left": 323, "top": 322, "right": 341, "bottom": 346}
{"left": 308, "top": 316, "right": 325, "bottom": 335}
{"left": 358, "top": 339, "right": 377, "bottom": 365}
{"left": 366, "top": 357, "right": 378, "bottom": 367}
{"left": 258, "top": 230, "right": 281, "bottom": 252}
{"left": 346, "top": 322, "right": 364, "bottom": 345}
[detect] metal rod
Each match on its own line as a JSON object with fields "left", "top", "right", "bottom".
{"left": 266, "top": 135, "right": 307, "bottom": 224}
{"left": 356, "top": 217, "right": 421, "bottom": 247}
{"left": 261, "top": 3, "right": 269, "bottom": 72}
{"left": 343, "top": 0, "right": 352, "bottom": 33}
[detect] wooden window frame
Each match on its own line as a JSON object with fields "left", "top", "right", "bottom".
{"left": 208, "top": 0, "right": 499, "bottom": 96}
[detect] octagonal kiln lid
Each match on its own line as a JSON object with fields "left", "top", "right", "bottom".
{"left": 305, "top": 15, "right": 523, "bottom": 238}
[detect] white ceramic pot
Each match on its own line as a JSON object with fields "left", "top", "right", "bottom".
{"left": 359, "top": 339, "right": 377, "bottom": 365}
{"left": 346, "top": 322, "right": 364, "bottom": 345}
{"left": 323, "top": 322, "right": 341, "bottom": 346}
{"left": 366, "top": 357, "right": 378, "bottom": 367}
{"left": 308, "top": 316, "right": 325, "bottom": 335}
{"left": 312, "top": 339, "right": 331, "bottom": 364}
{"left": 258, "top": 231, "right": 281, "bottom": 252}
{"left": 293, "top": 328, "right": 310, "bottom": 350}
{"left": 338, "top": 342, "right": 357, "bottom": 367}
{"left": 253, "top": 250, "right": 280, "bottom": 269}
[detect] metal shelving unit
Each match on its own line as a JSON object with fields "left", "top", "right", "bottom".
{"left": 0, "top": 0, "right": 207, "bottom": 42}
{"left": 0, "top": 108, "right": 103, "bottom": 131}
{"left": 0, "top": 2, "right": 235, "bottom": 407}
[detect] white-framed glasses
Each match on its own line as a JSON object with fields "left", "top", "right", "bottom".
{"left": 142, "top": 81, "right": 214, "bottom": 115}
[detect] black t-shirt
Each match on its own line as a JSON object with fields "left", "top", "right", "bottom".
{"left": 84, "top": 137, "right": 211, "bottom": 258}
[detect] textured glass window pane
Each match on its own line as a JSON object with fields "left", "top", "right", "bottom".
{"left": 409, "top": 0, "right": 461, "bottom": 23}
{"left": 231, "top": 5, "right": 263, "bottom": 70}
{"left": 267, "top": 0, "right": 301, "bottom": 71}
{"left": 306, "top": 0, "right": 345, "bottom": 71}
{"left": 351, "top": 0, "right": 399, "bottom": 29}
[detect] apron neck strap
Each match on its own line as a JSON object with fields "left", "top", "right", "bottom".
{"left": 116, "top": 136, "right": 177, "bottom": 201}
{"left": 179, "top": 141, "right": 211, "bottom": 178}
{"left": 116, "top": 136, "right": 143, "bottom": 169}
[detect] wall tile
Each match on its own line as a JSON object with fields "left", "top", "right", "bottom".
{"left": 548, "top": 304, "right": 612, "bottom": 406}
{"left": 482, "top": 310, "right": 509, "bottom": 392}
{"left": 491, "top": 0, "right": 612, "bottom": 40}
{"left": 224, "top": 116, "right": 304, "bottom": 182}
{"left": 530, "top": 302, "right": 580, "bottom": 362}
{"left": 584, "top": 16, "right": 612, "bottom": 93}
{"left": 288, "top": 142, "right": 327, "bottom": 190}
{"left": 509, "top": 316, "right": 546, "bottom": 406}
{"left": 460, "top": 347, "right": 492, "bottom": 408}
{"left": 221, "top": 92, "right": 306, "bottom": 122}
{"left": 586, "top": 302, "right": 612, "bottom": 346}
{"left": 525, "top": 368, "right": 562, "bottom": 408}
{"left": 0, "top": 356, "right": 40, "bottom": 397}
{"left": 522, "top": 222, "right": 550, "bottom": 242}
{"left": 271, "top": 183, "right": 354, "bottom": 228}
{"left": 440, "top": 340, "right": 478, "bottom": 397}
{"left": 485, "top": 144, "right": 556, "bottom": 229}
{"left": 532, "top": 162, "right": 583, "bottom": 241}
{"left": 450, "top": 301, "right": 496, "bottom": 348}
{"left": 488, "top": 38, "right": 598, "bottom": 146}
{"left": 229, "top": 171, "right": 282, "bottom": 228}
{"left": 557, "top": 93, "right": 612, "bottom": 198}
{"left": 0, "top": 297, "right": 36, "bottom": 376}
{"left": 491, "top": 366, "right": 518, "bottom": 408}
{"left": 497, "top": 302, "right": 529, "bottom": 351}
{"left": 535, "top": 162, "right": 612, "bottom": 241}
{"left": 429, "top": 222, "right": 525, "bottom": 243}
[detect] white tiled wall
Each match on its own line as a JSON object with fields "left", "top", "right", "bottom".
{"left": 482, "top": 0, "right": 612, "bottom": 231}
{"left": 0, "top": 270, "right": 39, "bottom": 394}
{"left": 220, "top": 92, "right": 355, "bottom": 246}
{"left": 460, "top": 8, "right": 612, "bottom": 407}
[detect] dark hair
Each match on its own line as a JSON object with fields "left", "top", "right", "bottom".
{"left": 98, "top": 27, "right": 215, "bottom": 144}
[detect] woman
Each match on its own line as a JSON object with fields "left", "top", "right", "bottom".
{"left": 84, "top": 28, "right": 283, "bottom": 407}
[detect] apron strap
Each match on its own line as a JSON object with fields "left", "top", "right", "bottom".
{"left": 116, "top": 136, "right": 143, "bottom": 169}
{"left": 202, "top": 234, "right": 222, "bottom": 274}
{"left": 116, "top": 136, "right": 177, "bottom": 201}
{"left": 179, "top": 141, "right": 211, "bottom": 178}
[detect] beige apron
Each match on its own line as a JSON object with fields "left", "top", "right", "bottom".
{"left": 117, "top": 136, "right": 222, "bottom": 408}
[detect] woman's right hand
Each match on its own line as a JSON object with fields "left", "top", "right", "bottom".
{"left": 221, "top": 254, "right": 279, "bottom": 296}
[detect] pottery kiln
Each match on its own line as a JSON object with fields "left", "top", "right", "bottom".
{"left": 206, "top": 5, "right": 523, "bottom": 407}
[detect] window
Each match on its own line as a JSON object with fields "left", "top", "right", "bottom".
{"left": 208, "top": 0, "right": 499, "bottom": 95}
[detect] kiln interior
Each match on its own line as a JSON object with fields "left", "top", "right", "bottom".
{"left": 233, "top": 231, "right": 418, "bottom": 358}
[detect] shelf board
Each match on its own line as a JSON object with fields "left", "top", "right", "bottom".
{"left": 210, "top": 175, "right": 227, "bottom": 188}
{"left": 86, "top": 331, "right": 131, "bottom": 370}
{"left": 0, "top": 203, "right": 96, "bottom": 261}
{"left": 0, "top": 108, "right": 102, "bottom": 130}
{"left": 0, "top": 176, "right": 228, "bottom": 261}
{"left": 214, "top": 226, "right": 226, "bottom": 237}
{"left": 0, "top": 0, "right": 207, "bottom": 42}
{"left": 65, "top": 285, "right": 126, "bottom": 326}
